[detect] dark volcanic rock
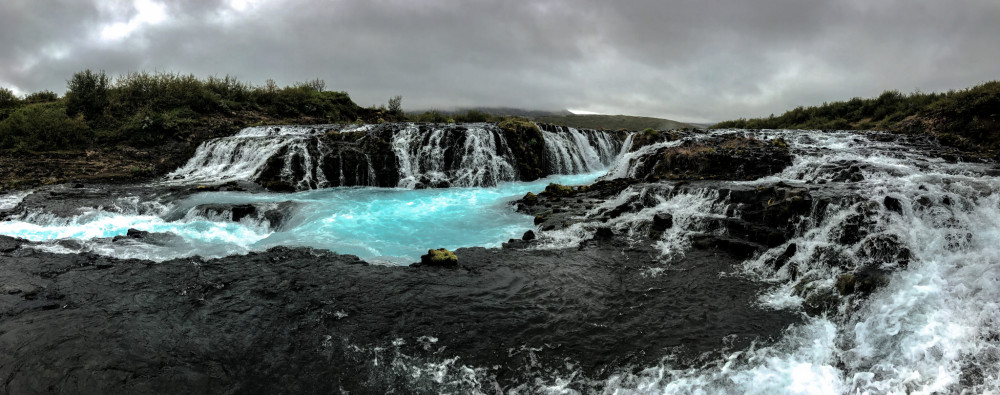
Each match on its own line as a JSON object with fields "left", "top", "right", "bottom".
{"left": 652, "top": 213, "right": 674, "bottom": 231}
{"left": 629, "top": 135, "right": 792, "bottom": 182}
{"left": 0, "top": 236, "right": 798, "bottom": 393}
{"left": 186, "top": 201, "right": 300, "bottom": 230}
{"left": 0, "top": 235, "right": 19, "bottom": 253}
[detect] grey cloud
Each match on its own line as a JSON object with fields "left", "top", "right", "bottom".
{"left": 1, "top": 0, "right": 998, "bottom": 123}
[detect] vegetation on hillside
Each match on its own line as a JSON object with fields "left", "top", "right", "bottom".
{"left": 714, "top": 81, "right": 1000, "bottom": 152}
{"left": 0, "top": 70, "right": 402, "bottom": 153}
{"left": 404, "top": 109, "right": 692, "bottom": 131}
{"left": 533, "top": 114, "right": 691, "bottom": 131}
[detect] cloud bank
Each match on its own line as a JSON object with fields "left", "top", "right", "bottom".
{"left": 1, "top": 0, "right": 997, "bottom": 122}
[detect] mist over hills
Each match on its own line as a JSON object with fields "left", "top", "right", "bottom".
{"left": 412, "top": 107, "right": 694, "bottom": 130}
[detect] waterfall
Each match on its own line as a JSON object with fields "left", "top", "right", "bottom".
{"left": 168, "top": 122, "right": 626, "bottom": 190}
{"left": 389, "top": 123, "right": 520, "bottom": 188}
{"left": 540, "top": 125, "right": 623, "bottom": 174}
{"left": 166, "top": 126, "right": 324, "bottom": 185}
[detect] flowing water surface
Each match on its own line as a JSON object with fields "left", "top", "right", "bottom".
{"left": 2, "top": 126, "right": 1000, "bottom": 393}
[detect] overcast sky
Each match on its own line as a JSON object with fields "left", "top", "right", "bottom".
{"left": 1, "top": 0, "right": 997, "bottom": 123}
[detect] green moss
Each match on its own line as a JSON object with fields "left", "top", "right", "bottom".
{"left": 543, "top": 183, "right": 574, "bottom": 197}
{"left": 497, "top": 117, "right": 539, "bottom": 133}
{"left": 421, "top": 248, "right": 458, "bottom": 266}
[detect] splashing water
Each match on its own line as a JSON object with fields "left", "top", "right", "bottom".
{"left": 540, "top": 125, "right": 622, "bottom": 174}
{"left": 392, "top": 123, "right": 519, "bottom": 188}
{"left": 4, "top": 127, "right": 1000, "bottom": 393}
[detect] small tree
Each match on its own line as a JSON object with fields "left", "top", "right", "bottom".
{"left": 265, "top": 79, "right": 279, "bottom": 94}
{"left": 305, "top": 78, "right": 326, "bottom": 92}
{"left": 65, "top": 69, "right": 110, "bottom": 121}
{"left": 0, "top": 87, "right": 19, "bottom": 108}
{"left": 388, "top": 95, "right": 402, "bottom": 115}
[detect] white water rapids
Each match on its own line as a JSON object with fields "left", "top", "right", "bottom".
{"left": 1, "top": 127, "right": 998, "bottom": 393}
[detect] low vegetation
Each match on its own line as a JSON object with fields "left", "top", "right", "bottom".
{"left": 533, "top": 114, "right": 691, "bottom": 131}
{"left": 0, "top": 70, "right": 402, "bottom": 153}
{"left": 714, "top": 81, "right": 1000, "bottom": 152}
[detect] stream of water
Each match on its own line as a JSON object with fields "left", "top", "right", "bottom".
{"left": 2, "top": 127, "right": 999, "bottom": 393}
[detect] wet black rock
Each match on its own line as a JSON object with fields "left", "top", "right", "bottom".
{"left": 857, "top": 233, "right": 912, "bottom": 268}
{"left": 835, "top": 267, "right": 890, "bottom": 296}
{"left": 185, "top": 201, "right": 299, "bottom": 230}
{"left": 628, "top": 135, "right": 793, "bottom": 182}
{"left": 593, "top": 227, "right": 615, "bottom": 239}
{"left": 0, "top": 238, "right": 798, "bottom": 393}
{"left": 0, "top": 235, "right": 19, "bottom": 253}
{"left": 522, "top": 230, "right": 536, "bottom": 241}
{"left": 112, "top": 228, "right": 150, "bottom": 241}
{"left": 884, "top": 196, "right": 904, "bottom": 214}
{"left": 652, "top": 213, "right": 674, "bottom": 231}
{"left": 772, "top": 243, "right": 798, "bottom": 272}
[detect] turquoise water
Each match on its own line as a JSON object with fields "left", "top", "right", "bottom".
{"left": 0, "top": 172, "right": 603, "bottom": 264}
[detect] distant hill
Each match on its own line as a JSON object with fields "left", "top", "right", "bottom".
{"left": 459, "top": 107, "right": 573, "bottom": 118}
{"left": 533, "top": 114, "right": 693, "bottom": 131}
{"left": 712, "top": 81, "right": 1000, "bottom": 154}
{"left": 407, "top": 107, "right": 694, "bottom": 131}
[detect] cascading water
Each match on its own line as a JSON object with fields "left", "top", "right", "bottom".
{"left": 166, "top": 125, "right": 326, "bottom": 185}
{"left": 531, "top": 130, "right": 1000, "bottom": 393}
{"left": 3, "top": 126, "right": 998, "bottom": 393}
{"left": 166, "top": 122, "right": 625, "bottom": 190}
{"left": 540, "top": 124, "right": 624, "bottom": 174}
{"left": 391, "top": 123, "right": 519, "bottom": 188}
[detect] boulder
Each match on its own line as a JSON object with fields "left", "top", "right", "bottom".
{"left": 652, "top": 213, "right": 674, "bottom": 231}
{"left": 628, "top": 135, "right": 793, "bottom": 181}
{"left": 593, "top": 227, "right": 614, "bottom": 239}
{"left": 835, "top": 267, "right": 890, "bottom": 296}
{"left": 883, "top": 196, "right": 903, "bottom": 214}
{"left": 0, "top": 235, "right": 20, "bottom": 253}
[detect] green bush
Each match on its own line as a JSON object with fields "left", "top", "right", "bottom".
{"left": 121, "top": 107, "right": 199, "bottom": 146}
{"left": 4, "top": 70, "right": 374, "bottom": 152}
{"left": 0, "top": 87, "right": 19, "bottom": 108}
{"left": 0, "top": 102, "right": 92, "bottom": 151}
{"left": 65, "top": 69, "right": 110, "bottom": 121}
{"left": 411, "top": 111, "right": 450, "bottom": 123}
{"left": 23, "top": 90, "right": 58, "bottom": 104}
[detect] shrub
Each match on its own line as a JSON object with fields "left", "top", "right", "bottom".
{"left": 412, "top": 111, "right": 450, "bottom": 123}
{"left": 0, "top": 87, "right": 19, "bottom": 108}
{"left": 0, "top": 102, "right": 92, "bottom": 151}
{"left": 23, "top": 90, "right": 58, "bottom": 104}
{"left": 120, "top": 107, "right": 199, "bottom": 146}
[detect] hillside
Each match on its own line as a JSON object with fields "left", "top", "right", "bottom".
{"left": 0, "top": 70, "right": 396, "bottom": 190}
{"left": 713, "top": 81, "right": 1000, "bottom": 154}
{"left": 533, "top": 114, "right": 693, "bottom": 131}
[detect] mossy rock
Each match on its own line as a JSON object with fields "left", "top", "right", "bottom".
{"left": 420, "top": 248, "right": 458, "bottom": 266}
{"left": 496, "top": 118, "right": 540, "bottom": 134}
{"left": 542, "top": 183, "right": 574, "bottom": 197}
